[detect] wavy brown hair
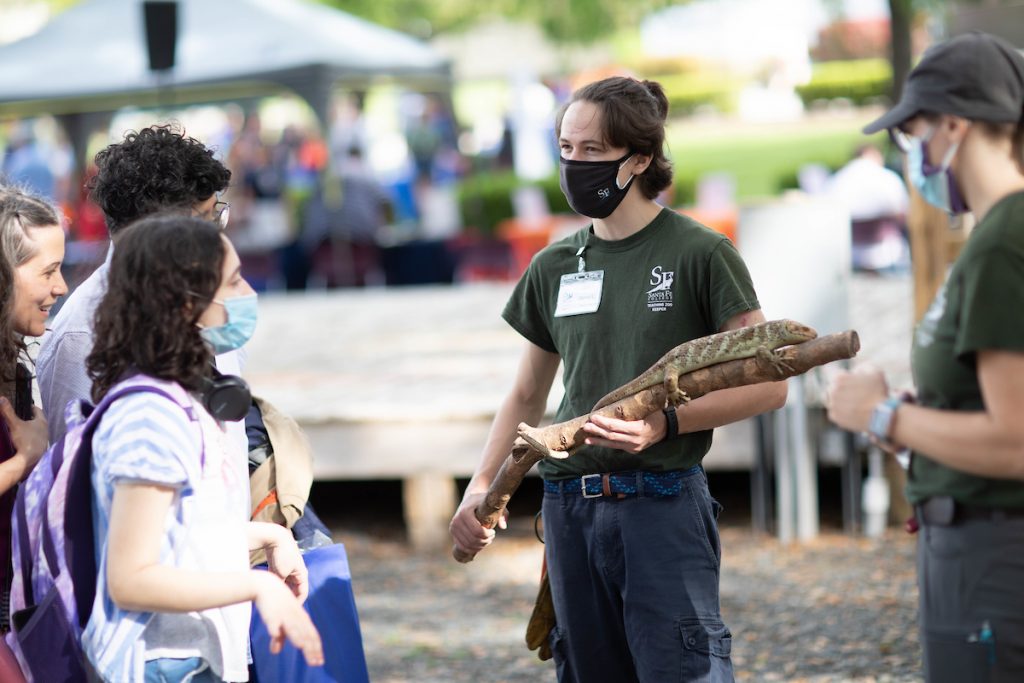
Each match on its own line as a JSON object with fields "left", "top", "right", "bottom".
{"left": 0, "top": 185, "right": 61, "bottom": 377}
{"left": 556, "top": 77, "right": 674, "bottom": 200}
{"left": 87, "top": 214, "right": 225, "bottom": 402}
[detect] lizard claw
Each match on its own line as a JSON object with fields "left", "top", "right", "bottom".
{"left": 756, "top": 347, "right": 793, "bottom": 375}
{"left": 666, "top": 390, "right": 690, "bottom": 408}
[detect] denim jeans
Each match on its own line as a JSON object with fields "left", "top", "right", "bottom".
{"left": 144, "top": 657, "right": 222, "bottom": 683}
{"left": 542, "top": 467, "right": 734, "bottom": 683}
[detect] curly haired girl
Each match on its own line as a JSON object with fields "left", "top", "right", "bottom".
{"left": 83, "top": 214, "right": 321, "bottom": 682}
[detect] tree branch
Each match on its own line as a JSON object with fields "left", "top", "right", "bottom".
{"left": 452, "top": 331, "right": 859, "bottom": 562}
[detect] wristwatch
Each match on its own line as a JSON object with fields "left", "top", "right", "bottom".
{"left": 868, "top": 396, "right": 904, "bottom": 450}
{"left": 662, "top": 406, "right": 680, "bottom": 442}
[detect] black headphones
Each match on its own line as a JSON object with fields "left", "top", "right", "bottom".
{"left": 202, "top": 369, "right": 252, "bottom": 422}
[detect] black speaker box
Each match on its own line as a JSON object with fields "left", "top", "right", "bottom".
{"left": 143, "top": 1, "right": 178, "bottom": 72}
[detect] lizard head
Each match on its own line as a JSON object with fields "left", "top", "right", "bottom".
{"left": 776, "top": 319, "right": 818, "bottom": 343}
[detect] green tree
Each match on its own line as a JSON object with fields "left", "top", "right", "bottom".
{"left": 888, "top": 0, "right": 914, "bottom": 101}
{"left": 317, "top": 0, "right": 678, "bottom": 43}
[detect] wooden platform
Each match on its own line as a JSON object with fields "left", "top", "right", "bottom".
{"left": 245, "top": 275, "right": 911, "bottom": 548}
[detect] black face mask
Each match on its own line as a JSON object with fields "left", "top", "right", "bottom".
{"left": 559, "top": 152, "right": 635, "bottom": 219}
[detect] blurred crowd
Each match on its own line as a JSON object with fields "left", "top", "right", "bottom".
{"left": 1, "top": 91, "right": 475, "bottom": 292}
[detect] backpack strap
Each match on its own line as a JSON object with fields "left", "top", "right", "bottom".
{"left": 12, "top": 433, "right": 74, "bottom": 610}
{"left": 14, "top": 486, "right": 36, "bottom": 607}
{"left": 63, "top": 379, "right": 200, "bottom": 628}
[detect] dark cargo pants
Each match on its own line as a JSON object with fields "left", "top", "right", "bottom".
{"left": 918, "top": 515, "right": 1024, "bottom": 683}
{"left": 542, "top": 467, "right": 734, "bottom": 683}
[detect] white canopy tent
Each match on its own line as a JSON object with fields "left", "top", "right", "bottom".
{"left": 0, "top": 0, "right": 449, "bottom": 116}
{"left": 0, "top": 0, "right": 451, "bottom": 162}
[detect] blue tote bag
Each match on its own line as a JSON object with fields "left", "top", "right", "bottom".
{"left": 250, "top": 543, "right": 369, "bottom": 683}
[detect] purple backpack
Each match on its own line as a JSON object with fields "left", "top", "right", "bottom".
{"left": 7, "top": 379, "right": 196, "bottom": 683}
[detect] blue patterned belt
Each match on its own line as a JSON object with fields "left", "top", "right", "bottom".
{"left": 543, "top": 466, "right": 701, "bottom": 499}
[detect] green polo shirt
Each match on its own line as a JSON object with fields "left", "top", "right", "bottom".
{"left": 503, "top": 208, "right": 759, "bottom": 480}
{"left": 907, "top": 191, "right": 1024, "bottom": 507}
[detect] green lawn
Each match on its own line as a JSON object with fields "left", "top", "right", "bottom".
{"left": 665, "top": 115, "right": 888, "bottom": 201}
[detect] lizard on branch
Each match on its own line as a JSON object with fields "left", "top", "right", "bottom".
{"left": 590, "top": 318, "right": 817, "bottom": 412}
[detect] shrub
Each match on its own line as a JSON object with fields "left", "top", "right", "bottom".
{"left": 456, "top": 170, "right": 696, "bottom": 235}
{"left": 456, "top": 172, "right": 572, "bottom": 235}
{"left": 796, "top": 58, "right": 892, "bottom": 106}
{"left": 653, "top": 72, "right": 743, "bottom": 116}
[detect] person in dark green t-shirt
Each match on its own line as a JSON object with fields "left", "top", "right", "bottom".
{"left": 450, "top": 76, "right": 786, "bottom": 683}
{"left": 828, "top": 32, "right": 1024, "bottom": 683}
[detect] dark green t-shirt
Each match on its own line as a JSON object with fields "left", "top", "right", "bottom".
{"left": 907, "top": 191, "right": 1024, "bottom": 507}
{"left": 502, "top": 208, "right": 760, "bottom": 479}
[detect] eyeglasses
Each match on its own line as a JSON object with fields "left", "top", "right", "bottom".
{"left": 888, "top": 125, "right": 933, "bottom": 154}
{"left": 213, "top": 200, "right": 230, "bottom": 228}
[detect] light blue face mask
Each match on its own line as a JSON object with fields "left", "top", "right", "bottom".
{"left": 906, "top": 127, "right": 967, "bottom": 214}
{"left": 199, "top": 293, "right": 258, "bottom": 355}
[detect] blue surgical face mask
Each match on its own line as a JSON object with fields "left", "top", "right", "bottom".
{"left": 199, "top": 293, "right": 258, "bottom": 354}
{"left": 906, "top": 127, "right": 968, "bottom": 215}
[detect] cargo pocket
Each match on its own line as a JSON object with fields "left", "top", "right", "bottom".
{"left": 922, "top": 622, "right": 992, "bottom": 683}
{"left": 685, "top": 479, "right": 722, "bottom": 568}
{"left": 549, "top": 625, "right": 574, "bottom": 682}
{"left": 678, "top": 617, "right": 733, "bottom": 683}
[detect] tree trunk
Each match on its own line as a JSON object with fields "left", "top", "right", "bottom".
{"left": 889, "top": 0, "right": 914, "bottom": 102}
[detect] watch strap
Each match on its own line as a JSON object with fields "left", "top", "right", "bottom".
{"left": 662, "top": 406, "right": 680, "bottom": 442}
{"left": 868, "top": 396, "right": 903, "bottom": 448}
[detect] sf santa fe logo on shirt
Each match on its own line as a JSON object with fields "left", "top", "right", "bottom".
{"left": 647, "top": 266, "right": 674, "bottom": 312}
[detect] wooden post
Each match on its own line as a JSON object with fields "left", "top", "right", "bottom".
{"left": 403, "top": 474, "right": 457, "bottom": 552}
{"left": 907, "top": 189, "right": 951, "bottom": 321}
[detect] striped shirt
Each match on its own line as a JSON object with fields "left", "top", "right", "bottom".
{"left": 82, "top": 377, "right": 251, "bottom": 682}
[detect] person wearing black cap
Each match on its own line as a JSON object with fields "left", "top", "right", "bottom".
{"left": 827, "top": 31, "right": 1024, "bottom": 682}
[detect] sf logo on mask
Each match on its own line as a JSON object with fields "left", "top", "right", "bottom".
{"left": 597, "top": 187, "right": 611, "bottom": 199}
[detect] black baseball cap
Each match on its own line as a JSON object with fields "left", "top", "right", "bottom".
{"left": 864, "top": 31, "right": 1024, "bottom": 134}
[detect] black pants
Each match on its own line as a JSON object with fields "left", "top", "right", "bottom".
{"left": 918, "top": 517, "right": 1024, "bottom": 682}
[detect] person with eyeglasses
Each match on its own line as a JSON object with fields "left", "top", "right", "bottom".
{"left": 37, "top": 124, "right": 234, "bottom": 443}
{"left": 826, "top": 32, "right": 1024, "bottom": 682}
{"left": 212, "top": 198, "right": 231, "bottom": 229}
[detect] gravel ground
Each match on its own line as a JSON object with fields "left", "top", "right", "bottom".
{"left": 334, "top": 519, "right": 922, "bottom": 683}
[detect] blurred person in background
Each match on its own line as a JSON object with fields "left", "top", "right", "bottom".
{"left": 824, "top": 143, "right": 910, "bottom": 272}
{"left": 451, "top": 76, "right": 787, "bottom": 682}
{"left": 336, "top": 145, "right": 390, "bottom": 286}
{"left": 306, "top": 145, "right": 389, "bottom": 287}
{"left": 0, "top": 185, "right": 66, "bottom": 630}
{"left": 827, "top": 32, "right": 1024, "bottom": 682}
{"left": 328, "top": 94, "right": 369, "bottom": 176}
{"left": 2, "top": 123, "right": 56, "bottom": 202}
{"left": 277, "top": 125, "right": 327, "bottom": 290}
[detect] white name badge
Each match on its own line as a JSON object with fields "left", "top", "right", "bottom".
{"left": 554, "top": 270, "right": 604, "bottom": 317}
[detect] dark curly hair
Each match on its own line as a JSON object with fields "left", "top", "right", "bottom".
{"left": 0, "top": 185, "right": 61, "bottom": 376}
{"left": 556, "top": 77, "right": 674, "bottom": 200}
{"left": 89, "top": 124, "right": 231, "bottom": 236}
{"left": 87, "top": 214, "right": 225, "bottom": 402}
